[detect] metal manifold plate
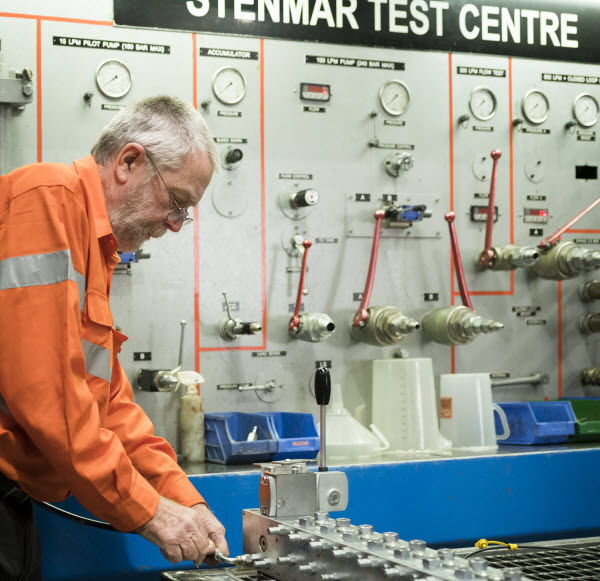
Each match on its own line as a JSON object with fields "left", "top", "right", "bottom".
{"left": 241, "top": 509, "right": 530, "bottom": 580}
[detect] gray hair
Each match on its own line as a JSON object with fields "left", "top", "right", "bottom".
{"left": 91, "top": 95, "right": 219, "bottom": 172}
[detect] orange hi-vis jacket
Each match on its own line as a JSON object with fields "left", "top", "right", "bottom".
{"left": 0, "top": 155, "right": 205, "bottom": 531}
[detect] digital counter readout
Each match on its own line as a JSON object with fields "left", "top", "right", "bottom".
{"left": 524, "top": 208, "right": 549, "bottom": 223}
{"left": 300, "top": 82, "right": 330, "bottom": 101}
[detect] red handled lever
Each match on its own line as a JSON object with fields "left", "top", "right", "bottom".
{"left": 352, "top": 210, "right": 386, "bottom": 327}
{"left": 288, "top": 240, "right": 312, "bottom": 332}
{"left": 446, "top": 211, "right": 474, "bottom": 312}
{"left": 538, "top": 195, "right": 600, "bottom": 250}
{"left": 479, "top": 149, "right": 502, "bottom": 268}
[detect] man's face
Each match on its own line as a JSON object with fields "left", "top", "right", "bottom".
{"left": 107, "top": 150, "right": 213, "bottom": 252}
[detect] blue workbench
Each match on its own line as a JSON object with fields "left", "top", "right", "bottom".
{"left": 35, "top": 445, "right": 600, "bottom": 580}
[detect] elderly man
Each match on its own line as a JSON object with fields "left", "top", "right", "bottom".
{"left": 0, "top": 95, "right": 228, "bottom": 581}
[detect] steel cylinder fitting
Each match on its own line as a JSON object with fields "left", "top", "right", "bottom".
{"left": 350, "top": 306, "right": 420, "bottom": 346}
{"left": 579, "top": 313, "right": 600, "bottom": 334}
{"left": 219, "top": 318, "right": 262, "bottom": 341}
{"left": 384, "top": 152, "right": 414, "bottom": 177}
{"left": 421, "top": 305, "right": 504, "bottom": 346}
{"left": 530, "top": 241, "right": 600, "bottom": 280}
{"left": 581, "top": 368, "right": 600, "bottom": 386}
{"left": 289, "top": 313, "right": 335, "bottom": 342}
{"left": 580, "top": 280, "right": 600, "bottom": 302}
{"left": 487, "top": 244, "right": 540, "bottom": 270}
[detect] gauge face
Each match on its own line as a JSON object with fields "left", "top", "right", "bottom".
{"left": 469, "top": 86, "right": 497, "bottom": 121}
{"left": 522, "top": 89, "right": 550, "bottom": 124}
{"left": 573, "top": 93, "right": 600, "bottom": 127}
{"left": 212, "top": 67, "right": 246, "bottom": 105}
{"left": 378, "top": 80, "right": 410, "bottom": 116}
{"left": 95, "top": 59, "right": 132, "bottom": 99}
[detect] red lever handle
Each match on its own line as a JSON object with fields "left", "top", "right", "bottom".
{"left": 353, "top": 210, "right": 386, "bottom": 327}
{"left": 479, "top": 149, "right": 501, "bottom": 268}
{"left": 538, "top": 195, "right": 600, "bottom": 249}
{"left": 446, "top": 211, "right": 474, "bottom": 311}
{"left": 288, "top": 240, "right": 312, "bottom": 332}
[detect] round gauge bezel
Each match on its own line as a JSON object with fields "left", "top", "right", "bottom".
{"left": 212, "top": 66, "right": 247, "bottom": 105}
{"left": 95, "top": 58, "right": 132, "bottom": 99}
{"left": 521, "top": 88, "right": 550, "bottom": 125}
{"left": 573, "top": 92, "right": 600, "bottom": 127}
{"left": 378, "top": 80, "right": 411, "bottom": 116}
{"left": 469, "top": 86, "right": 497, "bottom": 121}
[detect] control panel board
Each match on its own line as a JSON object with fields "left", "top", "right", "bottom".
{"left": 1, "top": 1, "right": 599, "bottom": 454}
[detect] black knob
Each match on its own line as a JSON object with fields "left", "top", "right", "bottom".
{"left": 291, "top": 189, "right": 319, "bottom": 208}
{"left": 225, "top": 148, "right": 243, "bottom": 165}
{"left": 315, "top": 367, "right": 331, "bottom": 406}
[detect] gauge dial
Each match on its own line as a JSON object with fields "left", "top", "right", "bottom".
{"left": 522, "top": 89, "right": 550, "bottom": 124}
{"left": 95, "top": 59, "right": 132, "bottom": 99}
{"left": 573, "top": 93, "right": 600, "bottom": 127}
{"left": 469, "top": 86, "right": 497, "bottom": 121}
{"left": 378, "top": 80, "right": 410, "bottom": 116}
{"left": 212, "top": 67, "right": 246, "bottom": 105}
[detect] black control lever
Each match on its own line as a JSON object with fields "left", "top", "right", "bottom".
{"left": 315, "top": 367, "right": 331, "bottom": 472}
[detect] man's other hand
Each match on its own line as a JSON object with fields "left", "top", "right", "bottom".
{"left": 191, "top": 502, "right": 229, "bottom": 565}
{"left": 136, "top": 496, "right": 220, "bottom": 566}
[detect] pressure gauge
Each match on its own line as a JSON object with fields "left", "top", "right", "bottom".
{"left": 469, "top": 86, "right": 497, "bottom": 121}
{"left": 378, "top": 80, "right": 410, "bottom": 116}
{"left": 521, "top": 89, "right": 550, "bottom": 124}
{"left": 95, "top": 59, "right": 132, "bottom": 99}
{"left": 573, "top": 93, "right": 600, "bottom": 127}
{"left": 212, "top": 67, "right": 246, "bottom": 105}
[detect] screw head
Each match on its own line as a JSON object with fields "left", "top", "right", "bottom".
{"left": 277, "top": 498, "right": 285, "bottom": 508}
{"left": 328, "top": 490, "right": 341, "bottom": 505}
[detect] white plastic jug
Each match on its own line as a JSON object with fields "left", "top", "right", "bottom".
{"left": 320, "top": 384, "right": 389, "bottom": 460}
{"left": 372, "top": 358, "right": 452, "bottom": 452}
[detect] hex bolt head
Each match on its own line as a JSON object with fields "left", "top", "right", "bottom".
{"left": 367, "top": 539, "right": 384, "bottom": 550}
{"left": 454, "top": 566, "right": 474, "bottom": 579}
{"left": 299, "top": 516, "right": 316, "bottom": 527}
{"left": 314, "top": 511, "right": 329, "bottom": 523}
{"left": 359, "top": 525, "right": 375, "bottom": 536}
{"left": 438, "top": 548, "right": 456, "bottom": 563}
{"left": 336, "top": 517, "right": 351, "bottom": 529}
{"left": 394, "top": 547, "right": 411, "bottom": 559}
{"left": 503, "top": 568, "right": 522, "bottom": 580}
{"left": 299, "top": 563, "right": 317, "bottom": 575}
{"left": 470, "top": 557, "right": 488, "bottom": 572}
{"left": 343, "top": 531, "right": 359, "bottom": 542}
{"left": 423, "top": 557, "right": 441, "bottom": 570}
{"left": 409, "top": 539, "right": 427, "bottom": 555}
{"left": 320, "top": 523, "right": 336, "bottom": 534}
{"left": 383, "top": 532, "right": 399, "bottom": 544}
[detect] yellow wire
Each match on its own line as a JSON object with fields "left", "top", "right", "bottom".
{"left": 475, "top": 539, "right": 518, "bottom": 551}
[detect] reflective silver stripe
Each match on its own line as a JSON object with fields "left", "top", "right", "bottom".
{"left": 0, "top": 249, "right": 85, "bottom": 311}
{"left": 0, "top": 394, "right": 11, "bottom": 417}
{"left": 81, "top": 339, "right": 112, "bottom": 382}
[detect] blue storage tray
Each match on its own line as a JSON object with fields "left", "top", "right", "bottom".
{"left": 257, "top": 412, "right": 320, "bottom": 460}
{"left": 204, "top": 412, "right": 278, "bottom": 464}
{"left": 494, "top": 401, "right": 576, "bottom": 445}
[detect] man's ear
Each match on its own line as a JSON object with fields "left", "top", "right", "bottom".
{"left": 114, "top": 143, "right": 147, "bottom": 185}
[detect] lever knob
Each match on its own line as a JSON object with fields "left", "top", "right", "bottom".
{"left": 290, "top": 189, "right": 319, "bottom": 208}
{"left": 315, "top": 367, "right": 331, "bottom": 406}
{"left": 225, "top": 148, "right": 243, "bottom": 165}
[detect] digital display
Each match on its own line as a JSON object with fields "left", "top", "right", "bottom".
{"left": 300, "top": 82, "right": 330, "bottom": 101}
{"left": 524, "top": 208, "right": 549, "bottom": 223}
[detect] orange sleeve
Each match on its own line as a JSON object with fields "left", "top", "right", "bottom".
{"left": 105, "top": 359, "right": 207, "bottom": 509}
{"left": 0, "top": 181, "right": 158, "bottom": 532}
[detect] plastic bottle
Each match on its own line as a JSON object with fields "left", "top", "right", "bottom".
{"left": 179, "top": 372, "right": 205, "bottom": 463}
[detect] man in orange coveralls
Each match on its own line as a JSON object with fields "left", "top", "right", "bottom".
{"left": 0, "top": 95, "right": 228, "bottom": 580}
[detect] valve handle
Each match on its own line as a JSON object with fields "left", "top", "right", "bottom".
{"left": 479, "top": 149, "right": 501, "bottom": 268}
{"left": 315, "top": 366, "right": 331, "bottom": 406}
{"left": 538, "top": 195, "right": 600, "bottom": 249}
{"left": 446, "top": 212, "right": 474, "bottom": 311}
{"left": 352, "top": 210, "right": 386, "bottom": 327}
{"left": 288, "top": 240, "right": 312, "bottom": 332}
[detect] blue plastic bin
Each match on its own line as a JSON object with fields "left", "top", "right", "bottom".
{"left": 494, "top": 401, "right": 576, "bottom": 445}
{"left": 204, "top": 412, "right": 278, "bottom": 464}
{"left": 258, "top": 412, "right": 320, "bottom": 460}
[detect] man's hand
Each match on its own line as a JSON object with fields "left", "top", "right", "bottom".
{"left": 136, "top": 496, "right": 221, "bottom": 566}
{"left": 191, "top": 503, "right": 229, "bottom": 566}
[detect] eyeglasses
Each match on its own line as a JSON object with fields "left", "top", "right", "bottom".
{"left": 146, "top": 151, "right": 192, "bottom": 225}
